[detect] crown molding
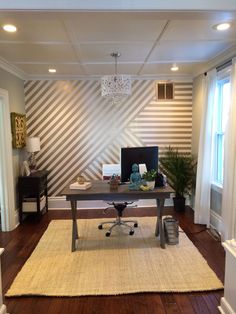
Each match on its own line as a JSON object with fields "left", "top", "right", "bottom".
{"left": 27, "top": 73, "right": 193, "bottom": 81}
{"left": 133, "top": 74, "right": 193, "bottom": 81}
{"left": 207, "top": 44, "right": 236, "bottom": 69}
{"left": 193, "top": 44, "right": 236, "bottom": 78}
{"left": 0, "top": 57, "right": 27, "bottom": 80}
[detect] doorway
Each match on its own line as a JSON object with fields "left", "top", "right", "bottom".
{"left": 0, "top": 88, "right": 15, "bottom": 231}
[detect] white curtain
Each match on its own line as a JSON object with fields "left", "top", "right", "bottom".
{"left": 221, "top": 58, "right": 236, "bottom": 241}
{"left": 194, "top": 69, "right": 217, "bottom": 227}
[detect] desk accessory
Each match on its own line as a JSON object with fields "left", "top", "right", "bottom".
{"left": 77, "top": 176, "right": 85, "bottom": 184}
{"left": 109, "top": 174, "right": 119, "bottom": 191}
{"left": 142, "top": 169, "right": 157, "bottom": 190}
{"left": 70, "top": 181, "right": 91, "bottom": 190}
{"left": 163, "top": 216, "right": 179, "bottom": 245}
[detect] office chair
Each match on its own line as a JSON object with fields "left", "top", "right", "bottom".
{"left": 98, "top": 201, "right": 138, "bottom": 237}
{"left": 99, "top": 164, "right": 138, "bottom": 237}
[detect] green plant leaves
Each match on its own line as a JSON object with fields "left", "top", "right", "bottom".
{"left": 142, "top": 169, "right": 157, "bottom": 181}
{"left": 159, "top": 146, "right": 197, "bottom": 197}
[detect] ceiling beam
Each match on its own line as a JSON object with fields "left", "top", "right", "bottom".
{"left": 1, "top": 0, "right": 236, "bottom": 11}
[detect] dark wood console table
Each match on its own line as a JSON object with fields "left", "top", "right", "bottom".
{"left": 18, "top": 170, "right": 49, "bottom": 223}
{"left": 62, "top": 181, "right": 174, "bottom": 252}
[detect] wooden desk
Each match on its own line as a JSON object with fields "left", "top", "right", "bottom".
{"left": 62, "top": 181, "right": 174, "bottom": 252}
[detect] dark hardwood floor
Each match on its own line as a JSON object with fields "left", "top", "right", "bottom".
{"left": 0, "top": 206, "right": 225, "bottom": 314}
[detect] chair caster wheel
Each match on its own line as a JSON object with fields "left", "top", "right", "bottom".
{"left": 134, "top": 223, "right": 138, "bottom": 228}
{"left": 106, "top": 232, "right": 111, "bottom": 237}
{"left": 98, "top": 225, "right": 103, "bottom": 230}
{"left": 129, "top": 230, "right": 134, "bottom": 235}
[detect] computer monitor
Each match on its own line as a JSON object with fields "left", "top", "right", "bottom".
{"left": 121, "top": 146, "right": 158, "bottom": 183}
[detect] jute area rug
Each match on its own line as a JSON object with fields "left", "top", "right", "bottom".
{"left": 6, "top": 217, "right": 223, "bottom": 297}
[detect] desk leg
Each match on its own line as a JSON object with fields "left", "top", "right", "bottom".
{"left": 155, "top": 198, "right": 166, "bottom": 249}
{"left": 71, "top": 200, "right": 79, "bottom": 252}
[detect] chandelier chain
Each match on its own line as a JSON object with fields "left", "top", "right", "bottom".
{"left": 111, "top": 52, "right": 120, "bottom": 75}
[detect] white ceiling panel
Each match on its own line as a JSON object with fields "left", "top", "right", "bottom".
{"left": 163, "top": 19, "right": 236, "bottom": 41}
{"left": 141, "top": 63, "right": 202, "bottom": 76}
{"left": 149, "top": 41, "right": 235, "bottom": 62}
{"left": 0, "top": 43, "right": 77, "bottom": 62}
{"left": 65, "top": 12, "right": 167, "bottom": 42}
{"left": 0, "top": 9, "right": 235, "bottom": 79}
{"left": 15, "top": 63, "right": 85, "bottom": 75}
{"left": 78, "top": 42, "right": 153, "bottom": 63}
{"left": 84, "top": 63, "right": 142, "bottom": 76}
{"left": 0, "top": 15, "right": 69, "bottom": 43}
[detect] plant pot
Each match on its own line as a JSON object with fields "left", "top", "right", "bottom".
{"left": 146, "top": 181, "right": 155, "bottom": 190}
{"left": 173, "top": 196, "right": 186, "bottom": 212}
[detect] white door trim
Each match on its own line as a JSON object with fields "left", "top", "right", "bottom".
{"left": 0, "top": 88, "right": 16, "bottom": 231}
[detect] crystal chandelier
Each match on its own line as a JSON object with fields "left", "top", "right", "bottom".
{"left": 101, "top": 52, "right": 132, "bottom": 102}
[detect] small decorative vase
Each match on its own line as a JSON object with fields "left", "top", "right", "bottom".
{"left": 146, "top": 181, "right": 155, "bottom": 190}
{"left": 77, "top": 176, "right": 85, "bottom": 185}
{"left": 110, "top": 175, "right": 119, "bottom": 191}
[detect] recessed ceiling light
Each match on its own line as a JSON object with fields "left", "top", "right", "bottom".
{"left": 214, "top": 22, "right": 231, "bottom": 31}
{"left": 48, "top": 68, "right": 56, "bottom": 73}
{"left": 171, "top": 64, "right": 179, "bottom": 71}
{"left": 3, "top": 24, "right": 17, "bottom": 32}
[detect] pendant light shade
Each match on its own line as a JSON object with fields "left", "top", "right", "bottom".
{"left": 101, "top": 53, "right": 132, "bottom": 102}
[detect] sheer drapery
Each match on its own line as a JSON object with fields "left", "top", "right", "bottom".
{"left": 221, "top": 58, "right": 236, "bottom": 241}
{"left": 194, "top": 69, "right": 217, "bottom": 227}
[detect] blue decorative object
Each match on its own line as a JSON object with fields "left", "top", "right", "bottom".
{"left": 128, "top": 163, "right": 142, "bottom": 190}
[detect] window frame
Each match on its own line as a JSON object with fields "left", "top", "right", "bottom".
{"left": 212, "top": 68, "right": 231, "bottom": 187}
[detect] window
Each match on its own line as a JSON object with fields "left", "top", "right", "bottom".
{"left": 156, "top": 82, "right": 174, "bottom": 100}
{"left": 213, "top": 72, "right": 231, "bottom": 185}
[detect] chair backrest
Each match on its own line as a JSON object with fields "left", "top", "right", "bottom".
{"left": 102, "top": 164, "right": 121, "bottom": 180}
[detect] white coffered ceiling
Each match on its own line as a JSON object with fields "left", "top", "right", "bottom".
{"left": 0, "top": 7, "right": 236, "bottom": 79}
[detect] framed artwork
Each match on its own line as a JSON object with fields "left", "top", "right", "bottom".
{"left": 10, "top": 112, "right": 27, "bottom": 149}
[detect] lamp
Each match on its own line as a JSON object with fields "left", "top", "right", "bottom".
{"left": 26, "top": 137, "right": 40, "bottom": 171}
{"left": 101, "top": 52, "right": 132, "bottom": 103}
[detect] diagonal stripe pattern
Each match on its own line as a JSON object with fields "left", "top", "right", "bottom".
{"left": 24, "top": 80, "right": 192, "bottom": 196}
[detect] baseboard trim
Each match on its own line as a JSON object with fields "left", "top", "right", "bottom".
{"left": 219, "top": 297, "right": 236, "bottom": 314}
{"left": 210, "top": 209, "right": 222, "bottom": 233}
{"left": 48, "top": 196, "right": 174, "bottom": 210}
{"left": 14, "top": 209, "right": 19, "bottom": 229}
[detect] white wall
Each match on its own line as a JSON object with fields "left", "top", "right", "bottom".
{"left": 0, "top": 68, "right": 25, "bottom": 217}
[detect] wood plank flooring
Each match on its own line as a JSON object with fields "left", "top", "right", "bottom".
{"left": 0, "top": 206, "right": 225, "bottom": 314}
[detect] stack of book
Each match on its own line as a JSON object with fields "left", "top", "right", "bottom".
{"left": 69, "top": 181, "right": 92, "bottom": 190}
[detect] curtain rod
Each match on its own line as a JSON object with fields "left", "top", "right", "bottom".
{"left": 205, "top": 57, "right": 234, "bottom": 76}
{"left": 216, "top": 59, "right": 232, "bottom": 72}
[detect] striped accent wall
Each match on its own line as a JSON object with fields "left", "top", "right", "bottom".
{"left": 24, "top": 80, "right": 192, "bottom": 196}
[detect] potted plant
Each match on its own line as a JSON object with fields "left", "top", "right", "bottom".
{"left": 142, "top": 169, "right": 157, "bottom": 190}
{"left": 159, "top": 146, "right": 196, "bottom": 211}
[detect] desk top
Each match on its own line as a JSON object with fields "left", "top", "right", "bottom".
{"left": 61, "top": 180, "right": 174, "bottom": 201}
